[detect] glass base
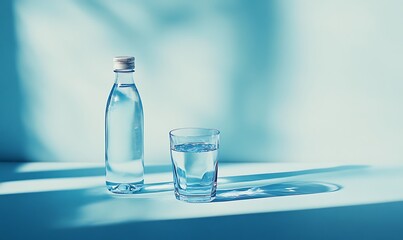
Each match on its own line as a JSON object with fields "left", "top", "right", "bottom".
{"left": 106, "top": 181, "right": 143, "bottom": 194}
{"left": 175, "top": 192, "right": 215, "bottom": 203}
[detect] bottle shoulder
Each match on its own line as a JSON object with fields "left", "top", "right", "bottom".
{"left": 106, "top": 83, "right": 143, "bottom": 108}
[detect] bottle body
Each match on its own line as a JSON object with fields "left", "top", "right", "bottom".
{"left": 105, "top": 71, "right": 144, "bottom": 193}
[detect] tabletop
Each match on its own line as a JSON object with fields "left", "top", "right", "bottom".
{"left": 1, "top": 161, "right": 403, "bottom": 240}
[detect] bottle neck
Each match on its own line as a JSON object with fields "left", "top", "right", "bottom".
{"left": 114, "top": 70, "right": 135, "bottom": 84}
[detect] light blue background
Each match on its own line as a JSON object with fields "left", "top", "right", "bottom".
{"left": 1, "top": 0, "right": 403, "bottom": 164}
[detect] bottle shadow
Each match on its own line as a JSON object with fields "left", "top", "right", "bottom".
{"left": 0, "top": 164, "right": 173, "bottom": 182}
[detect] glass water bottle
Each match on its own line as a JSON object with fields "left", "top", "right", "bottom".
{"left": 105, "top": 56, "right": 144, "bottom": 194}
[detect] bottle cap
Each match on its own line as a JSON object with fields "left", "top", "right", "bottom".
{"left": 113, "top": 56, "right": 135, "bottom": 71}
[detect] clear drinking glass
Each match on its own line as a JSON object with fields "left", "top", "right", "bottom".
{"left": 169, "top": 128, "right": 220, "bottom": 203}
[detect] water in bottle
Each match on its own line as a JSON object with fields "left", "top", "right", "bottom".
{"left": 105, "top": 56, "right": 144, "bottom": 194}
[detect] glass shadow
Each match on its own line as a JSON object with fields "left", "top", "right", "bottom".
{"left": 215, "top": 181, "right": 341, "bottom": 202}
{"left": 136, "top": 165, "right": 361, "bottom": 197}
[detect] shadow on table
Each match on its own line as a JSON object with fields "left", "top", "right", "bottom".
{"left": 139, "top": 165, "right": 365, "bottom": 201}
{"left": 215, "top": 181, "right": 341, "bottom": 202}
{"left": 219, "top": 165, "right": 365, "bottom": 183}
{"left": 141, "top": 181, "right": 341, "bottom": 202}
{"left": 210, "top": 165, "right": 365, "bottom": 202}
{"left": 0, "top": 163, "right": 172, "bottom": 182}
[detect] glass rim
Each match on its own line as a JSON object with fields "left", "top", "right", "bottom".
{"left": 169, "top": 127, "right": 220, "bottom": 137}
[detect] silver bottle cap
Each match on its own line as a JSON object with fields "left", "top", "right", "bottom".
{"left": 113, "top": 56, "right": 135, "bottom": 70}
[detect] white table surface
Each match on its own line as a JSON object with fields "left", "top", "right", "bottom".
{"left": 1, "top": 162, "right": 403, "bottom": 240}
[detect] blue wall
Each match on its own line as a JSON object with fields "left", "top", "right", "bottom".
{"left": 0, "top": 0, "right": 25, "bottom": 161}
{"left": 1, "top": 0, "right": 403, "bottom": 164}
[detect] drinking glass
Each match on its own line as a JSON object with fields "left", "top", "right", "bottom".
{"left": 169, "top": 128, "right": 220, "bottom": 203}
